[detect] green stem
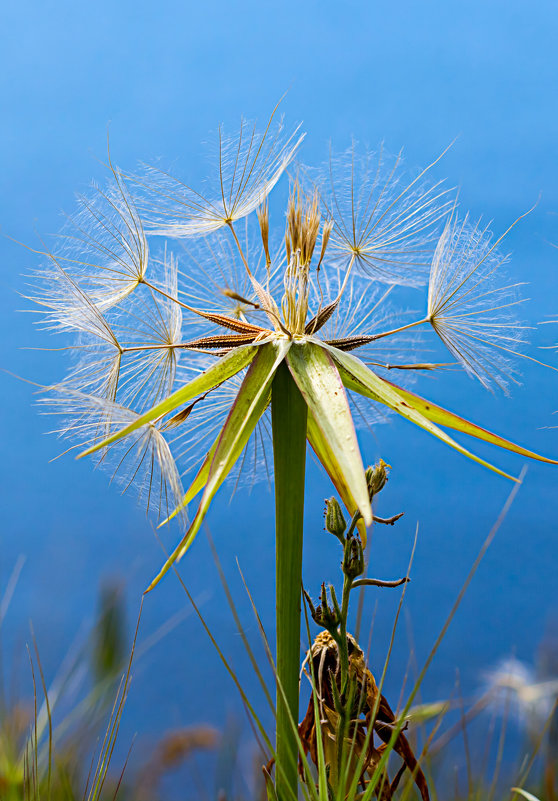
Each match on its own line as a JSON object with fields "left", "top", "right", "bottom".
{"left": 272, "top": 361, "right": 308, "bottom": 801}
{"left": 337, "top": 509, "right": 362, "bottom": 694}
{"left": 338, "top": 572, "right": 352, "bottom": 695}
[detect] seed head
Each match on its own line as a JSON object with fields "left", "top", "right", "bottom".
{"left": 427, "top": 211, "right": 528, "bottom": 391}
{"left": 322, "top": 141, "right": 455, "bottom": 286}
{"left": 129, "top": 109, "right": 304, "bottom": 238}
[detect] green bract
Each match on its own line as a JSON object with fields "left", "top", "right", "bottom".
{"left": 79, "top": 331, "right": 556, "bottom": 588}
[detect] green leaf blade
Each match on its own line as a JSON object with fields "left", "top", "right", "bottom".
{"left": 383, "top": 379, "right": 558, "bottom": 464}
{"left": 306, "top": 412, "right": 367, "bottom": 542}
{"left": 324, "top": 343, "right": 519, "bottom": 482}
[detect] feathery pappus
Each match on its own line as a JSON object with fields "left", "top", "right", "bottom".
{"left": 25, "top": 102, "right": 557, "bottom": 587}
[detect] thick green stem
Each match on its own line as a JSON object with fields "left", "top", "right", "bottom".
{"left": 272, "top": 360, "right": 308, "bottom": 801}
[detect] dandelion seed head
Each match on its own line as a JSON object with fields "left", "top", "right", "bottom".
{"left": 427, "top": 213, "right": 528, "bottom": 391}
{"left": 29, "top": 264, "right": 123, "bottom": 402}
{"left": 129, "top": 111, "right": 304, "bottom": 238}
{"left": 113, "top": 253, "right": 184, "bottom": 410}
{"left": 31, "top": 260, "right": 121, "bottom": 342}
{"left": 28, "top": 107, "right": 535, "bottom": 532}
{"left": 483, "top": 657, "right": 558, "bottom": 732}
{"left": 319, "top": 142, "right": 454, "bottom": 287}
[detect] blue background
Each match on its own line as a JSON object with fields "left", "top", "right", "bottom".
{"left": 1, "top": 0, "right": 558, "bottom": 790}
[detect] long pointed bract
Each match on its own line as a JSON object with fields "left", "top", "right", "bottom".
{"left": 324, "top": 344, "right": 519, "bottom": 481}
{"left": 306, "top": 411, "right": 367, "bottom": 542}
{"left": 159, "top": 438, "right": 220, "bottom": 525}
{"left": 287, "top": 341, "right": 373, "bottom": 526}
{"left": 146, "top": 339, "right": 290, "bottom": 590}
{"left": 383, "top": 379, "right": 558, "bottom": 464}
{"left": 78, "top": 342, "right": 262, "bottom": 457}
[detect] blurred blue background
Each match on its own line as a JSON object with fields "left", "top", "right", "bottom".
{"left": 1, "top": 0, "right": 558, "bottom": 788}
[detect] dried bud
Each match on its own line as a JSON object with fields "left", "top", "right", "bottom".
{"left": 311, "top": 582, "right": 341, "bottom": 630}
{"left": 342, "top": 536, "right": 365, "bottom": 580}
{"left": 325, "top": 497, "right": 347, "bottom": 540}
{"left": 365, "top": 459, "right": 390, "bottom": 499}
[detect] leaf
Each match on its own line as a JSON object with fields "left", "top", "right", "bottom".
{"left": 286, "top": 342, "right": 372, "bottom": 526}
{"left": 78, "top": 342, "right": 262, "bottom": 457}
{"left": 511, "top": 789, "right": 542, "bottom": 801}
{"left": 306, "top": 412, "right": 367, "bottom": 543}
{"left": 322, "top": 343, "right": 519, "bottom": 482}
{"left": 146, "top": 339, "right": 291, "bottom": 591}
{"left": 383, "top": 379, "right": 558, "bottom": 464}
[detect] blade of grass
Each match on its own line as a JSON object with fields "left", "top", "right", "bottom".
{"left": 342, "top": 526, "right": 419, "bottom": 800}
{"left": 169, "top": 558, "right": 317, "bottom": 801}
{"left": 86, "top": 597, "right": 143, "bottom": 801}
{"left": 29, "top": 627, "right": 52, "bottom": 801}
{"left": 488, "top": 685, "right": 511, "bottom": 801}
{"left": 511, "top": 790, "right": 542, "bottom": 801}
{"left": 237, "top": 561, "right": 320, "bottom": 801}
{"left": 206, "top": 527, "right": 275, "bottom": 715}
{"left": 301, "top": 598, "right": 330, "bottom": 801}
{"left": 26, "top": 646, "right": 39, "bottom": 801}
{"left": 398, "top": 699, "right": 449, "bottom": 801}
{"left": 167, "top": 562, "right": 274, "bottom": 756}
{"left": 512, "top": 697, "right": 558, "bottom": 799}
{"left": 0, "top": 556, "right": 26, "bottom": 626}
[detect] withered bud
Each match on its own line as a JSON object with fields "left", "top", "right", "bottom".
{"left": 365, "top": 459, "right": 390, "bottom": 499}
{"left": 342, "top": 535, "right": 365, "bottom": 580}
{"left": 311, "top": 582, "right": 341, "bottom": 630}
{"left": 325, "top": 496, "right": 346, "bottom": 540}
